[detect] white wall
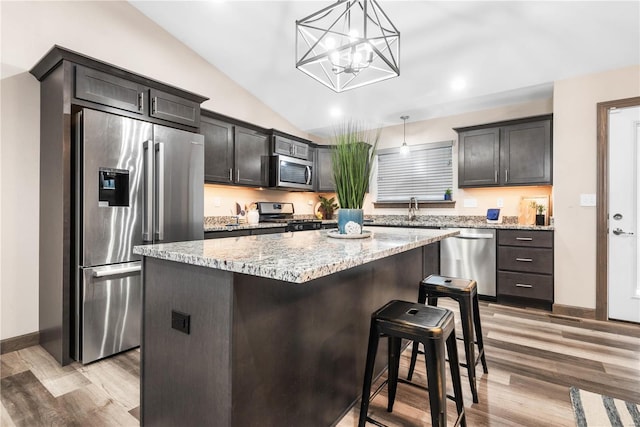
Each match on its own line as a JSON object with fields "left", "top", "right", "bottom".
{"left": 0, "top": 1, "right": 311, "bottom": 341}
{"left": 553, "top": 65, "right": 640, "bottom": 309}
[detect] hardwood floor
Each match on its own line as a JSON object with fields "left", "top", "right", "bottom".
{"left": 2, "top": 300, "right": 639, "bottom": 426}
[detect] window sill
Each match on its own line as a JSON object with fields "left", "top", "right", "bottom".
{"left": 373, "top": 200, "right": 456, "bottom": 209}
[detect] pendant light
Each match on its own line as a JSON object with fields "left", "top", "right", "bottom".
{"left": 295, "top": 0, "right": 400, "bottom": 93}
{"left": 400, "top": 115, "right": 410, "bottom": 155}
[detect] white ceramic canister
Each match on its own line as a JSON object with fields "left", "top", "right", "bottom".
{"left": 247, "top": 210, "right": 259, "bottom": 225}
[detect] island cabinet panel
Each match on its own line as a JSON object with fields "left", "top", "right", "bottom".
{"left": 141, "top": 258, "right": 233, "bottom": 427}
{"left": 456, "top": 114, "right": 552, "bottom": 188}
{"left": 422, "top": 241, "right": 440, "bottom": 278}
{"left": 140, "top": 248, "right": 426, "bottom": 426}
{"left": 497, "top": 229, "right": 554, "bottom": 309}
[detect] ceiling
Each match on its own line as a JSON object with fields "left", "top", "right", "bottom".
{"left": 130, "top": 1, "right": 639, "bottom": 138}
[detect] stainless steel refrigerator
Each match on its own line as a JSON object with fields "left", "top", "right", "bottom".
{"left": 73, "top": 108, "right": 204, "bottom": 364}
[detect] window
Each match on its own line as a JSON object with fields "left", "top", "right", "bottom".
{"left": 376, "top": 141, "right": 453, "bottom": 202}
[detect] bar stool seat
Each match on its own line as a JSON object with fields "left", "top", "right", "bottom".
{"left": 358, "top": 300, "right": 466, "bottom": 427}
{"left": 408, "top": 275, "right": 488, "bottom": 404}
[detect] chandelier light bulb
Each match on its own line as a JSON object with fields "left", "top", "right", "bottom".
{"left": 324, "top": 37, "right": 336, "bottom": 49}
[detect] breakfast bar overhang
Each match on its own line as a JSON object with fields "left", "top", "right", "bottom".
{"left": 134, "top": 227, "right": 457, "bottom": 426}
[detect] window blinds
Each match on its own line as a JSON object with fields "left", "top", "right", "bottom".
{"left": 376, "top": 141, "right": 453, "bottom": 202}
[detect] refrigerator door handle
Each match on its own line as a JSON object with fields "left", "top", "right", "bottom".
{"left": 143, "top": 140, "right": 154, "bottom": 242}
{"left": 155, "top": 142, "right": 165, "bottom": 241}
{"left": 92, "top": 265, "right": 142, "bottom": 278}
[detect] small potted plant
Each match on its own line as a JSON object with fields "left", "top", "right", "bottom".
{"left": 535, "top": 203, "right": 546, "bottom": 226}
{"left": 318, "top": 195, "right": 338, "bottom": 220}
{"left": 444, "top": 188, "right": 452, "bottom": 201}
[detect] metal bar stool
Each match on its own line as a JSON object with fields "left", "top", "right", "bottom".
{"left": 407, "top": 275, "right": 488, "bottom": 404}
{"left": 358, "top": 300, "right": 466, "bottom": 427}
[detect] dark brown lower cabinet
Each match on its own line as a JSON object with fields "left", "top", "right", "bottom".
{"left": 497, "top": 229, "right": 554, "bottom": 310}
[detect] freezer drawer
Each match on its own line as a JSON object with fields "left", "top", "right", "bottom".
{"left": 78, "top": 262, "right": 142, "bottom": 364}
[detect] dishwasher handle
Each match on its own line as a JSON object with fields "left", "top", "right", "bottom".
{"left": 454, "top": 232, "right": 495, "bottom": 239}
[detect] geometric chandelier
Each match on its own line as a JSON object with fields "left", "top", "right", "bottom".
{"left": 295, "top": 0, "right": 400, "bottom": 93}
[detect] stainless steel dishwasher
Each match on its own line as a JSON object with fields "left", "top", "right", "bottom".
{"left": 440, "top": 228, "right": 496, "bottom": 297}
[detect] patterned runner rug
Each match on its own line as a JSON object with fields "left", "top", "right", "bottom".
{"left": 570, "top": 386, "right": 640, "bottom": 427}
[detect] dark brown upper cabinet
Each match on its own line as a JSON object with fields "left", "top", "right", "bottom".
{"left": 201, "top": 115, "right": 234, "bottom": 183}
{"left": 149, "top": 88, "right": 200, "bottom": 128}
{"left": 75, "top": 65, "right": 146, "bottom": 115}
{"left": 456, "top": 115, "right": 552, "bottom": 188}
{"left": 234, "top": 127, "right": 269, "bottom": 187}
{"left": 271, "top": 132, "right": 312, "bottom": 161}
{"left": 457, "top": 128, "right": 500, "bottom": 187}
{"left": 201, "top": 110, "right": 269, "bottom": 187}
{"left": 315, "top": 145, "right": 335, "bottom": 192}
{"left": 31, "top": 46, "right": 207, "bottom": 132}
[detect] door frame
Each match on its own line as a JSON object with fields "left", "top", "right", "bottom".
{"left": 596, "top": 96, "right": 640, "bottom": 321}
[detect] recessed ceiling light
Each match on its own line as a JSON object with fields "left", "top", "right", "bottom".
{"left": 329, "top": 107, "right": 342, "bottom": 118}
{"left": 451, "top": 77, "right": 467, "bottom": 91}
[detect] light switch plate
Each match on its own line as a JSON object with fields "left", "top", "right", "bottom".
{"left": 213, "top": 197, "right": 221, "bottom": 207}
{"left": 497, "top": 198, "right": 504, "bottom": 208}
{"left": 463, "top": 198, "right": 478, "bottom": 208}
{"left": 580, "top": 193, "right": 596, "bottom": 206}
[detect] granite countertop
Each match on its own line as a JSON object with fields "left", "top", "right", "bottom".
{"left": 204, "top": 215, "right": 554, "bottom": 232}
{"left": 134, "top": 227, "right": 458, "bottom": 284}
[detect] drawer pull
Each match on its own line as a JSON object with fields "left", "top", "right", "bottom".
{"left": 516, "top": 237, "right": 533, "bottom": 241}
{"left": 516, "top": 258, "right": 533, "bottom": 262}
{"left": 515, "top": 283, "right": 533, "bottom": 288}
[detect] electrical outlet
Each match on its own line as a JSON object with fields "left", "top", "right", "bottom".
{"left": 463, "top": 198, "right": 478, "bottom": 208}
{"left": 171, "top": 310, "right": 190, "bottom": 335}
{"left": 497, "top": 198, "right": 504, "bottom": 208}
{"left": 308, "top": 200, "right": 314, "bottom": 205}
{"left": 213, "top": 197, "right": 221, "bottom": 207}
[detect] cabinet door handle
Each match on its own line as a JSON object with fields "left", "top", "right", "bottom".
{"left": 516, "top": 237, "right": 533, "bottom": 241}
{"left": 229, "top": 168, "right": 233, "bottom": 181}
{"left": 494, "top": 170, "right": 498, "bottom": 183}
{"left": 516, "top": 258, "right": 533, "bottom": 262}
{"left": 515, "top": 283, "right": 533, "bottom": 288}
{"left": 237, "top": 169, "right": 240, "bottom": 182}
{"left": 505, "top": 169, "right": 509, "bottom": 182}
{"left": 138, "top": 92, "right": 144, "bottom": 112}
{"left": 152, "top": 96, "right": 158, "bottom": 114}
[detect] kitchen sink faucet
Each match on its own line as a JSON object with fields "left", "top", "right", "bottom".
{"left": 408, "top": 197, "right": 419, "bottom": 221}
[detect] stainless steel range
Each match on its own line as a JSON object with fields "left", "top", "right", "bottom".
{"left": 257, "top": 202, "right": 322, "bottom": 231}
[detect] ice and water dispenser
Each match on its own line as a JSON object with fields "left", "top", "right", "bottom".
{"left": 98, "top": 167, "right": 129, "bottom": 207}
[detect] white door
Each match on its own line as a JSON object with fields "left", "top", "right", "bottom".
{"left": 608, "top": 105, "right": 640, "bottom": 322}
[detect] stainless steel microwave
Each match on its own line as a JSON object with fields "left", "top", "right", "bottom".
{"left": 270, "top": 155, "right": 314, "bottom": 190}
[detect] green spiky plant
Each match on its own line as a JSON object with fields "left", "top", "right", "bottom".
{"left": 331, "top": 121, "right": 380, "bottom": 209}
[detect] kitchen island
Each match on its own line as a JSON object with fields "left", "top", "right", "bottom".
{"left": 134, "top": 227, "right": 457, "bottom": 426}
